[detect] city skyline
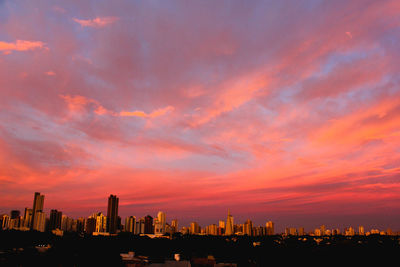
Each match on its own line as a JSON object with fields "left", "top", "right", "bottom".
{"left": 1, "top": 0, "right": 400, "bottom": 233}
{"left": 1, "top": 192, "right": 397, "bottom": 235}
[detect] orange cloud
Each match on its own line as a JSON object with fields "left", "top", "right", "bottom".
{"left": 120, "top": 106, "right": 174, "bottom": 118}
{"left": 60, "top": 94, "right": 92, "bottom": 112}
{"left": 73, "top": 17, "right": 118, "bottom": 28}
{"left": 45, "top": 71, "right": 56, "bottom": 76}
{"left": 0, "top": 40, "right": 47, "bottom": 53}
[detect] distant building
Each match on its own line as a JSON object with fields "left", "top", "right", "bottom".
{"left": 190, "top": 222, "right": 200, "bottom": 234}
{"left": 266, "top": 221, "right": 274, "bottom": 235}
{"left": 225, "top": 209, "right": 234, "bottom": 235}
{"left": 76, "top": 217, "right": 85, "bottom": 233}
{"left": 23, "top": 208, "right": 33, "bottom": 228}
{"left": 91, "top": 212, "right": 107, "bottom": 233}
{"left": 86, "top": 217, "right": 96, "bottom": 235}
{"left": 136, "top": 217, "right": 145, "bottom": 234}
{"left": 171, "top": 219, "right": 179, "bottom": 234}
{"left": 31, "top": 192, "right": 45, "bottom": 230}
{"left": 345, "top": 227, "right": 355, "bottom": 236}
{"left": 33, "top": 211, "right": 46, "bottom": 232}
{"left": 125, "top": 216, "right": 135, "bottom": 233}
{"left": 320, "top": 225, "right": 326, "bottom": 236}
{"left": 106, "top": 194, "right": 119, "bottom": 234}
{"left": 243, "top": 219, "right": 253, "bottom": 236}
{"left": 1, "top": 215, "right": 10, "bottom": 229}
{"left": 10, "top": 210, "right": 20, "bottom": 219}
{"left": 298, "top": 227, "right": 305, "bottom": 236}
{"left": 206, "top": 224, "right": 218, "bottom": 235}
{"left": 314, "top": 228, "right": 322, "bottom": 236}
{"left": 144, "top": 215, "right": 154, "bottom": 234}
{"left": 358, "top": 226, "right": 365, "bottom": 235}
{"left": 49, "top": 209, "right": 62, "bottom": 230}
{"left": 157, "top": 211, "right": 166, "bottom": 234}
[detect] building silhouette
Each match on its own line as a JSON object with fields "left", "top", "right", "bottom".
{"left": 30, "top": 192, "right": 44, "bottom": 230}
{"left": 225, "top": 209, "right": 234, "bottom": 235}
{"left": 144, "top": 215, "right": 153, "bottom": 234}
{"left": 266, "top": 221, "right": 274, "bottom": 235}
{"left": 49, "top": 209, "right": 62, "bottom": 230}
{"left": 106, "top": 194, "right": 119, "bottom": 234}
{"left": 157, "top": 211, "right": 166, "bottom": 234}
{"left": 10, "top": 210, "right": 20, "bottom": 220}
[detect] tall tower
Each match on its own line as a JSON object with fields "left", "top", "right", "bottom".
{"left": 171, "top": 219, "right": 178, "bottom": 233}
{"left": 266, "top": 221, "right": 274, "bottom": 235}
{"left": 157, "top": 211, "right": 166, "bottom": 234}
{"left": 49, "top": 209, "right": 62, "bottom": 230}
{"left": 106, "top": 194, "right": 119, "bottom": 234}
{"left": 31, "top": 192, "right": 44, "bottom": 230}
{"left": 225, "top": 209, "right": 234, "bottom": 236}
{"left": 144, "top": 215, "right": 153, "bottom": 234}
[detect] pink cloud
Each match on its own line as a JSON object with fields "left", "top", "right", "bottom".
{"left": 73, "top": 17, "right": 118, "bottom": 28}
{"left": 45, "top": 70, "right": 56, "bottom": 76}
{"left": 0, "top": 40, "right": 47, "bottom": 53}
{"left": 120, "top": 106, "right": 174, "bottom": 118}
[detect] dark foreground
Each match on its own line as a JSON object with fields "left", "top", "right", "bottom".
{"left": 1, "top": 230, "right": 399, "bottom": 266}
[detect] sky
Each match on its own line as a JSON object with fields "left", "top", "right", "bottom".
{"left": 0, "top": 0, "right": 400, "bottom": 232}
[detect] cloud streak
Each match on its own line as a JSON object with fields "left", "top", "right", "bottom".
{"left": 73, "top": 17, "right": 118, "bottom": 28}
{"left": 0, "top": 40, "right": 47, "bottom": 53}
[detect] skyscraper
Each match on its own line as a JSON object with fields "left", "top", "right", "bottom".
{"left": 225, "top": 209, "right": 234, "bottom": 235}
{"left": 144, "top": 215, "right": 153, "bottom": 234}
{"left": 32, "top": 211, "right": 46, "bottom": 232}
{"left": 106, "top": 194, "right": 119, "bottom": 234}
{"left": 190, "top": 222, "right": 200, "bottom": 234}
{"left": 171, "top": 219, "right": 178, "bottom": 234}
{"left": 244, "top": 219, "right": 253, "bottom": 236}
{"left": 157, "top": 211, "right": 166, "bottom": 234}
{"left": 266, "top": 221, "right": 274, "bottom": 235}
{"left": 49, "top": 209, "right": 62, "bottom": 230}
{"left": 23, "top": 208, "right": 33, "bottom": 228}
{"left": 10, "top": 210, "right": 20, "bottom": 219}
{"left": 31, "top": 192, "right": 44, "bottom": 230}
{"left": 94, "top": 213, "right": 107, "bottom": 232}
{"left": 125, "top": 216, "right": 135, "bottom": 233}
{"left": 358, "top": 226, "right": 365, "bottom": 235}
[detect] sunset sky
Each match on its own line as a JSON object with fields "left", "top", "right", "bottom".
{"left": 1, "top": 0, "right": 400, "bottom": 232}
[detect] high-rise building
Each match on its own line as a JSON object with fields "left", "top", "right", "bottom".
{"left": 144, "top": 215, "right": 153, "bottom": 234}
{"left": 49, "top": 209, "right": 62, "bottom": 230}
{"left": 23, "top": 208, "right": 33, "bottom": 228}
{"left": 171, "top": 219, "right": 178, "bottom": 234}
{"left": 32, "top": 211, "right": 46, "bottom": 232}
{"left": 298, "top": 227, "right": 305, "bottom": 236}
{"left": 266, "top": 221, "right": 274, "bottom": 235}
{"left": 345, "top": 227, "right": 355, "bottom": 236}
{"left": 135, "top": 217, "right": 145, "bottom": 234}
{"left": 1, "top": 215, "right": 10, "bottom": 229}
{"left": 106, "top": 194, "right": 119, "bottom": 234}
{"left": 86, "top": 217, "right": 96, "bottom": 235}
{"left": 157, "top": 211, "right": 166, "bottom": 234}
{"left": 125, "top": 216, "right": 135, "bottom": 233}
{"left": 225, "top": 209, "right": 234, "bottom": 236}
{"left": 91, "top": 212, "right": 107, "bottom": 233}
{"left": 76, "top": 218, "right": 85, "bottom": 233}
{"left": 190, "top": 222, "right": 200, "bottom": 234}
{"left": 358, "top": 226, "right": 365, "bottom": 235}
{"left": 320, "top": 225, "right": 326, "bottom": 236}
{"left": 206, "top": 224, "right": 218, "bottom": 235}
{"left": 244, "top": 219, "right": 253, "bottom": 236}
{"left": 31, "top": 192, "right": 45, "bottom": 230}
{"left": 314, "top": 228, "right": 322, "bottom": 236}
{"left": 10, "top": 210, "right": 20, "bottom": 219}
